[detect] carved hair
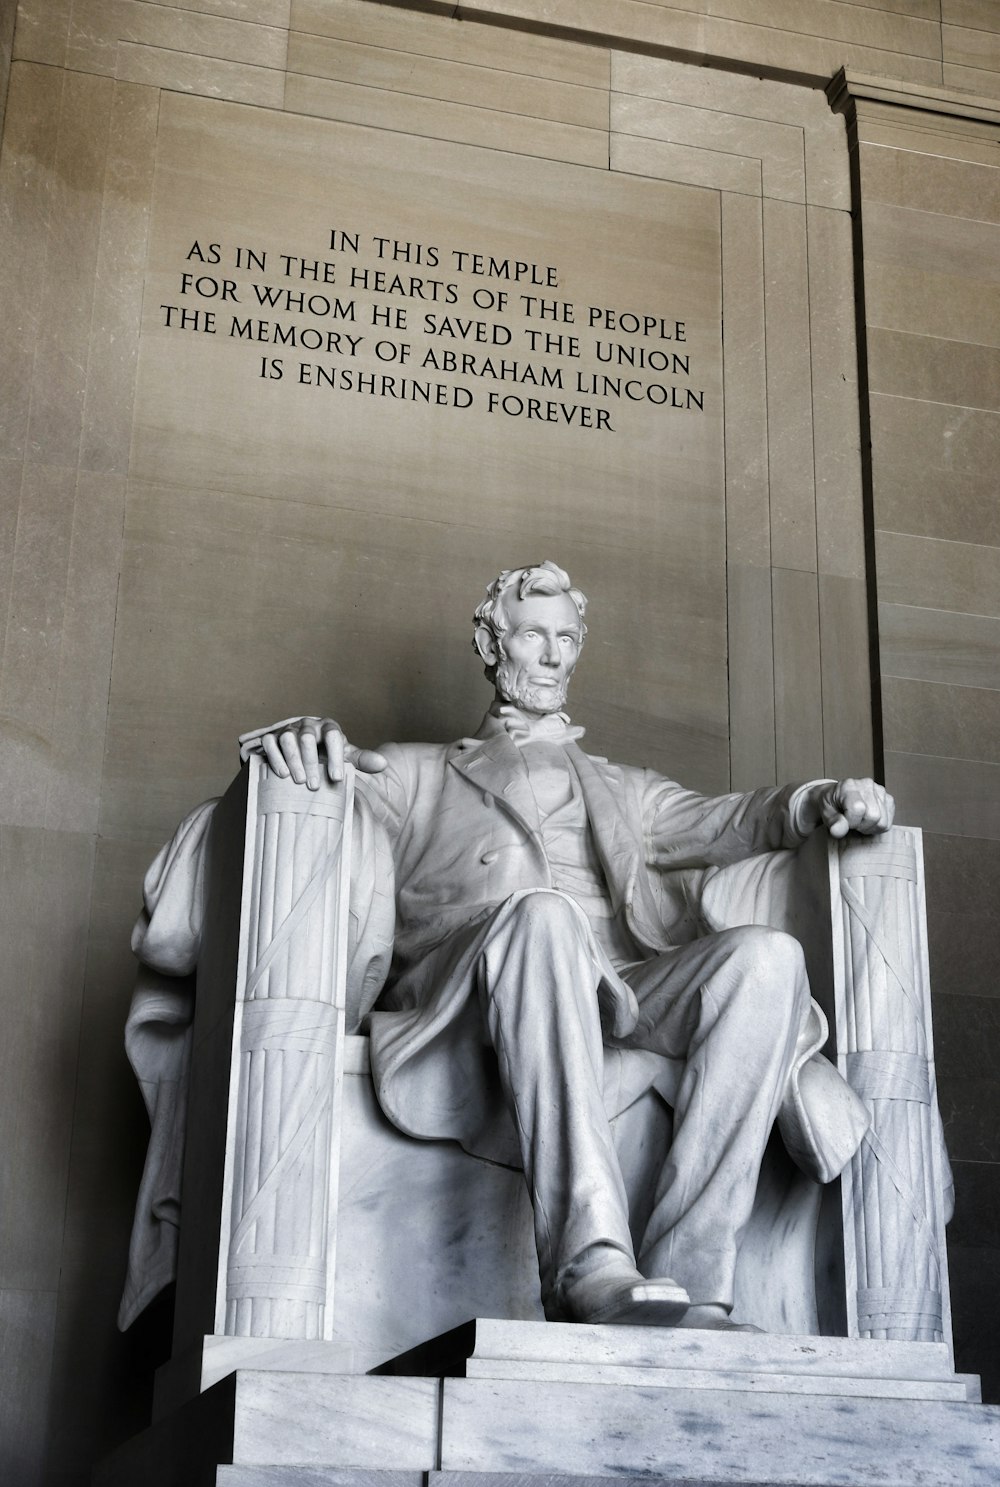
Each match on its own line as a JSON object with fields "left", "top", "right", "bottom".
{"left": 473, "top": 560, "right": 588, "bottom": 674}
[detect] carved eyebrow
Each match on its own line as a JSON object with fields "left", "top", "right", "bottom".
{"left": 513, "top": 622, "right": 579, "bottom": 637}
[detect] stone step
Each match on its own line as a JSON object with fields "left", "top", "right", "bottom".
{"left": 216, "top": 1473, "right": 424, "bottom": 1486}
{"left": 96, "top": 1364, "right": 1000, "bottom": 1487}
{"left": 217, "top": 1474, "right": 423, "bottom": 1486}
{"left": 153, "top": 1333, "right": 387, "bottom": 1421}
{"left": 376, "top": 1316, "right": 958, "bottom": 1383}
{"left": 464, "top": 1354, "right": 978, "bottom": 1400}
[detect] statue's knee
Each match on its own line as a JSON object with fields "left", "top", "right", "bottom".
{"left": 725, "top": 926, "right": 808, "bottom": 1013}
{"left": 505, "top": 888, "right": 582, "bottom": 941}
{"left": 484, "top": 891, "right": 595, "bottom": 1019}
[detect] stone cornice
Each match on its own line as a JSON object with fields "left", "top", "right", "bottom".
{"left": 828, "top": 68, "right": 1000, "bottom": 130}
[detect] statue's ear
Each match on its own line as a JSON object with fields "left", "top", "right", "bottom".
{"left": 474, "top": 624, "right": 498, "bottom": 666}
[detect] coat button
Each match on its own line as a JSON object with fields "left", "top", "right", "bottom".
{"left": 481, "top": 850, "right": 499, "bottom": 865}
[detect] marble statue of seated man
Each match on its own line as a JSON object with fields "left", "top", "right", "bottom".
{"left": 240, "top": 560, "right": 892, "bottom": 1333}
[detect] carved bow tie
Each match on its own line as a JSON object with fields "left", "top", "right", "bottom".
{"left": 494, "top": 705, "right": 586, "bottom": 748}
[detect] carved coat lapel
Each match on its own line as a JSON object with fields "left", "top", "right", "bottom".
{"left": 567, "top": 743, "right": 666, "bottom": 951}
{"left": 448, "top": 730, "right": 541, "bottom": 838}
{"left": 449, "top": 727, "right": 667, "bottom": 952}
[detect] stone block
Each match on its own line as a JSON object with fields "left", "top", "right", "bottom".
{"left": 721, "top": 0, "right": 942, "bottom": 56}
{"left": 611, "top": 133, "right": 761, "bottom": 196}
{"left": 439, "top": 1374, "right": 1000, "bottom": 1482}
{"left": 611, "top": 51, "right": 850, "bottom": 209}
{"left": 0, "top": 64, "right": 67, "bottom": 463}
{"left": 96, "top": 1372, "right": 441, "bottom": 1485}
{"left": 763, "top": 199, "right": 816, "bottom": 573}
{"left": 219, "top": 1473, "right": 423, "bottom": 1487}
{"left": 883, "top": 676, "right": 1000, "bottom": 767}
{"left": 773, "top": 566, "right": 824, "bottom": 783}
{"left": 98, "top": 1317, "right": 1000, "bottom": 1484}
{"left": 944, "top": 21, "right": 1000, "bottom": 74}
{"left": 286, "top": 32, "right": 606, "bottom": 128}
{"left": 863, "top": 202, "right": 1000, "bottom": 333}
{"left": 871, "top": 398, "right": 1000, "bottom": 546}
{"left": 459, "top": 0, "right": 949, "bottom": 83}
{"left": 943, "top": 0, "right": 1000, "bottom": 26}
{"left": 720, "top": 194, "right": 769, "bottom": 569}
{"left": 818, "top": 574, "right": 874, "bottom": 781}
{"left": 28, "top": 66, "right": 110, "bottom": 460}
{"left": 80, "top": 79, "right": 160, "bottom": 477}
{"left": 12, "top": 0, "right": 72, "bottom": 65}
{"left": 727, "top": 563, "right": 776, "bottom": 790}
{"left": 885, "top": 751, "right": 1000, "bottom": 841}
{"left": 159, "top": 0, "right": 290, "bottom": 20}
{"left": 876, "top": 529, "right": 1000, "bottom": 616}
{"left": 383, "top": 1314, "right": 960, "bottom": 1381}
{"left": 610, "top": 91, "right": 803, "bottom": 202}
{"left": 154, "top": 1335, "right": 356, "bottom": 1421}
{"left": 283, "top": 72, "right": 607, "bottom": 167}
{"left": 943, "top": 58, "right": 1000, "bottom": 96}
{"left": 868, "top": 329, "right": 1000, "bottom": 414}
{"left": 807, "top": 206, "right": 865, "bottom": 581}
{"left": 291, "top": 0, "right": 609, "bottom": 89}
{"left": 860, "top": 141, "right": 1000, "bottom": 224}
{"left": 116, "top": 43, "right": 285, "bottom": 106}
{"left": 67, "top": 0, "right": 289, "bottom": 73}
{"left": 879, "top": 601, "right": 1000, "bottom": 691}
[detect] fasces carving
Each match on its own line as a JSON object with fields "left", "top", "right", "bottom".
{"left": 833, "top": 831, "right": 952, "bottom": 1344}
{"left": 219, "top": 769, "right": 354, "bottom": 1340}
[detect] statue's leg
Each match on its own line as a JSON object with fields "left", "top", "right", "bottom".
{"left": 477, "top": 889, "right": 686, "bottom": 1324}
{"left": 621, "top": 926, "right": 811, "bottom": 1316}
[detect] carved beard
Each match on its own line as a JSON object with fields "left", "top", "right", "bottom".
{"left": 495, "top": 657, "right": 569, "bottom": 716}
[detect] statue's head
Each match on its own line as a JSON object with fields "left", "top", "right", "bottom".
{"left": 473, "top": 561, "right": 588, "bottom": 716}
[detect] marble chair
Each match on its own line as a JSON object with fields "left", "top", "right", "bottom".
{"left": 120, "top": 757, "right": 954, "bottom": 1410}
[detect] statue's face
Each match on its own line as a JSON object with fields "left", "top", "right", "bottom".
{"left": 492, "top": 590, "right": 584, "bottom": 715}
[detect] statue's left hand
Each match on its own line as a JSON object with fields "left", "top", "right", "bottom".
{"left": 816, "top": 778, "right": 895, "bottom": 839}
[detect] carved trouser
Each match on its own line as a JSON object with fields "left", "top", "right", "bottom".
{"left": 474, "top": 889, "right": 811, "bottom": 1316}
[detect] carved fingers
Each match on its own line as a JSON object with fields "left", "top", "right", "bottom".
{"left": 260, "top": 716, "right": 387, "bottom": 789}
{"left": 821, "top": 778, "right": 895, "bottom": 839}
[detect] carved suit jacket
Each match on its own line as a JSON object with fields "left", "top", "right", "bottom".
{"left": 353, "top": 716, "right": 869, "bottom": 1178}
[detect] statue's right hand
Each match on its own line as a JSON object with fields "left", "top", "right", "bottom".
{"left": 248, "top": 717, "right": 388, "bottom": 789}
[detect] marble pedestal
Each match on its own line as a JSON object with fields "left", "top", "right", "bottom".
{"left": 94, "top": 1318, "right": 999, "bottom": 1487}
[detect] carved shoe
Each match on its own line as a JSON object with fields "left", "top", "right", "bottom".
{"left": 561, "top": 1262, "right": 690, "bottom": 1326}
{"left": 675, "top": 1303, "right": 764, "bottom": 1332}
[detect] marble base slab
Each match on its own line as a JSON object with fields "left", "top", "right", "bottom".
{"left": 464, "top": 1355, "right": 975, "bottom": 1400}
{"left": 153, "top": 1333, "right": 379, "bottom": 1420}
{"left": 95, "top": 1372, "right": 441, "bottom": 1487}
{"left": 218, "top": 1474, "right": 424, "bottom": 1487}
{"left": 440, "top": 1377, "right": 1000, "bottom": 1484}
{"left": 376, "top": 1315, "right": 960, "bottom": 1384}
{"left": 97, "top": 1320, "right": 1000, "bottom": 1487}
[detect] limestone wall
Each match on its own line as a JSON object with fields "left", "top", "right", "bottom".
{"left": 0, "top": 3, "right": 997, "bottom": 1483}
